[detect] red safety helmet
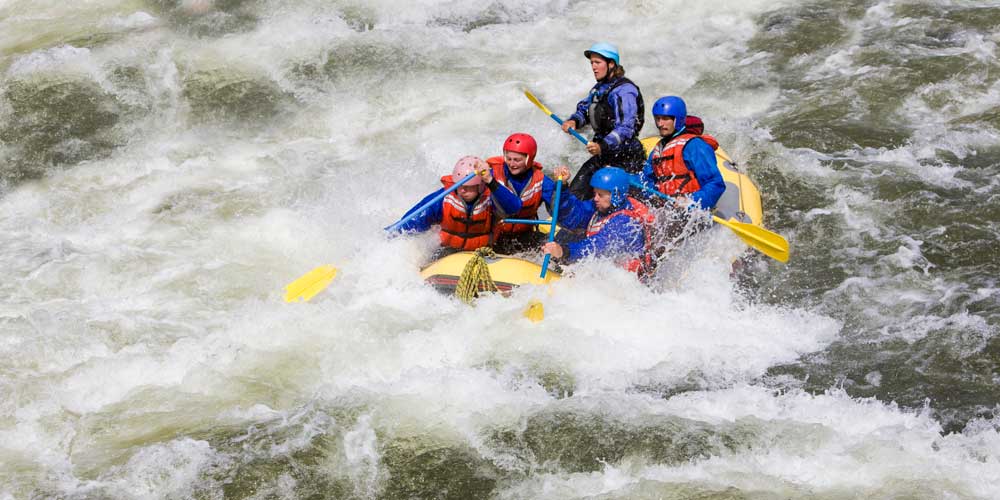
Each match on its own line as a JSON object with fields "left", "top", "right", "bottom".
{"left": 502, "top": 133, "right": 537, "bottom": 166}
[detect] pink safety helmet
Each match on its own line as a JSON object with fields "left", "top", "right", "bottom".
{"left": 452, "top": 156, "right": 486, "bottom": 185}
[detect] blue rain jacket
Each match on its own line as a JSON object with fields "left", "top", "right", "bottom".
{"left": 553, "top": 191, "right": 646, "bottom": 262}
{"left": 568, "top": 77, "right": 643, "bottom": 155}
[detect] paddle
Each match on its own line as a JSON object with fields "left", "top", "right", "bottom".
{"left": 500, "top": 171, "right": 563, "bottom": 320}
{"left": 284, "top": 264, "right": 338, "bottom": 303}
{"left": 385, "top": 171, "right": 478, "bottom": 233}
{"left": 524, "top": 90, "right": 589, "bottom": 146}
{"left": 524, "top": 299, "right": 544, "bottom": 323}
{"left": 285, "top": 171, "right": 480, "bottom": 303}
{"left": 523, "top": 89, "right": 789, "bottom": 263}
{"left": 540, "top": 174, "right": 564, "bottom": 278}
{"left": 629, "top": 180, "right": 789, "bottom": 263}
{"left": 499, "top": 218, "right": 551, "bottom": 225}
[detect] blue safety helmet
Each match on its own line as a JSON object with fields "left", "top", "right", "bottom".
{"left": 652, "top": 96, "right": 687, "bottom": 134}
{"left": 590, "top": 166, "right": 630, "bottom": 207}
{"left": 584, "top": 42, "right": 620, "bottom": 66}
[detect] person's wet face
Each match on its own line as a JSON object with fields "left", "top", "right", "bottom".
{"left": 457, "top": 183, "right": 482, "bottom": 203}
{"left": 655, "top": 115, "right": 676, "bottom": 137}
{"left": 590, "top": 55, "right": 611, "bottom": 81}
{"left": 504, "top": 151, "right": 530, "bottom": 175}
{"left": 593, "top": 188, "right": 612, "bottom": 212}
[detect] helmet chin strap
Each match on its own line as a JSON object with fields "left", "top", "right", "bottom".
{"left": 600, "top": 62, "right": 616, "bottom": 83}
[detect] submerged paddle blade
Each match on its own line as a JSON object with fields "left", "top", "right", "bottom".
{"left": 524, "top": 299, "right": 544, "bottom": 323}
{"left": 712, "top": 216, "right": 790, "bottom": 263}
{"left": 284, "top": 264, "right": 338, "bottom": 303}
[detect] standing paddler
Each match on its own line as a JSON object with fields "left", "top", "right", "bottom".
{"left": 559, "top": 42, "right": 646, "bottom": 200}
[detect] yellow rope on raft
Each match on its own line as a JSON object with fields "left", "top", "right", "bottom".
{"left": 455, "top": 247, "right": 499, "bottom": 304}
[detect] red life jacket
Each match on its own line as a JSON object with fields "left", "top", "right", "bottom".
{"left": 487, "top": 156, "right": 546, "bottom": 234}
{"left": 585, "top": 197, "right": 656, "bottom": 275}
{"left": 649, "top": 128, "right": 719, "bottom": 196}
{"left": 438, "top": 175, "right": 494, "bottom": 250}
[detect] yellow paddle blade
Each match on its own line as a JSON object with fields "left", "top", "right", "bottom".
{"left": 524, "top": 90, "right": 555, "bottom": 116}
{"left": 524, "top": 299, "right": 544, "bottom": 323}
{"left": 712, "top": 216, "right": 790, "bottom": 263}
{"left": 284, "top": 264, "right": 338, "bottom": 303}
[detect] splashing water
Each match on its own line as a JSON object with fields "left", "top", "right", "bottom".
{"left": 2, "top": 0, "right": 999, "bottom": 498}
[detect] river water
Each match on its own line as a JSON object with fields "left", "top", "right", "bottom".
{"left": 2, "top": 0, "right": 999, "bottom": 498}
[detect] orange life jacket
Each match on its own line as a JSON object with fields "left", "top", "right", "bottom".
{"left": 649, "top": 132, "right": 719, "bottom": 196}
{"left": 438, "top": 175, "right": 494, "bottom": 250}
{"left": 585, "top": 197, "right": 656, "bottom": 275}
{"left": 487, "top": 156, "right": 546, "bottom": 234}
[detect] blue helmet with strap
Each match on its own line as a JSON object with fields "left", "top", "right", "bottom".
{"left": 652, "top": 96, "right": 687, "bottom": 134}
{"left": 590, "top": 166, "right": 630, "bottom": 207}
{"left": 584, "top": 42, "right": 620, "bottom": 66}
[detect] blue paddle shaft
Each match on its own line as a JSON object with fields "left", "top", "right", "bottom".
{"left": 546, "top": 112, "right": 588, "bottom": 145}
{"left": 540, "top": 176, "right": 563, "bottom": 278}
{"left": 502, "top": 218, "right": 550, "bottom": 225}
{"left": 629, "top": 179, "right": 674, "bottom": 203}
{"left": 386, "top": 172, "right": 478, "bottom": 232}
{"left": 540, "top": 253, "right": 553, "bottom": 278}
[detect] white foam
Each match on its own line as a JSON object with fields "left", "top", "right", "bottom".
{"left": 498, "top": 387, "right": 1000, "bottom": 498}
{"left": 7, "top": 45, "right": 94, "bottom": 76}
{"left": 881, "top": 235, "right": 933, "bottom": 273}
{"left": 3, "top": 0, "right": 994, "bottom": 497}
{"left": 97, "top": 438, "right": 219, "bottom": 499}
{"left": 102, "top": 11, "right": 157, "bottom": 30}
{"left": 343, "top": 414, "right": 381, "bottom": 495}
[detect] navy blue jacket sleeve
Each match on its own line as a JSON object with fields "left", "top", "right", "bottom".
{"left": 683, "top": 137, "right": 726, "bottom": 209}
{"left": 564, "top": 213, "right": 645, "bottom": 262}
{"left": 539, "top": 175, "right": 554, "bottom": 213}
{"left": 390, "top": 189, "right": 444, "bottom": 233}
{"left": 553, "top": 190, "right": 595, "bottom": 230}
{"left": 569, "top": 92, "right": 592, "bottom": 129}
{"left": 539, "top": 175, "right": 568, "bottom": 214}
{"left": 489, "top": 181, "right": 522, "bottom": 216}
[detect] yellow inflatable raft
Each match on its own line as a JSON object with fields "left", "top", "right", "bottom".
{"left": 420, "top": 251, "right": 560, "bottom": 294}
{"left": 421, "top": 138, "right": 765, "bottom": 294}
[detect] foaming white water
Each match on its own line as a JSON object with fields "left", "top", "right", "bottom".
{"left": 497, "top": 387, "right": 1000, "bottom": 499}
{"left": 3, "top": 0, "right": 997, "bottom": 497}
{"left": 7, "top": 45, "right": 97, "bottom": 76}
{"left": 91, "top": 438, "right": 220, "bottom": 499}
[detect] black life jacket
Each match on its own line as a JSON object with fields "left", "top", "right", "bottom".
{"left": 587, "top": 77, "right": 645, "bottom": 142}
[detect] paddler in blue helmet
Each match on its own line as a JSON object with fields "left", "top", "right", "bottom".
{"left": 637, "top": 95, "right": 725, "bottom": 211}
{"left": 561, "top": 42, "right": 646, "bottom": 201}
{"left": 542, "top": 165, "right": 654, "bottom": 276}
{"left": 635, "top": 96, "right": 727, "bottom": 246}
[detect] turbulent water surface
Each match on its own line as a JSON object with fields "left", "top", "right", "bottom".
{"left": 2, "top": 0, "right": 999, "bottom": 498}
